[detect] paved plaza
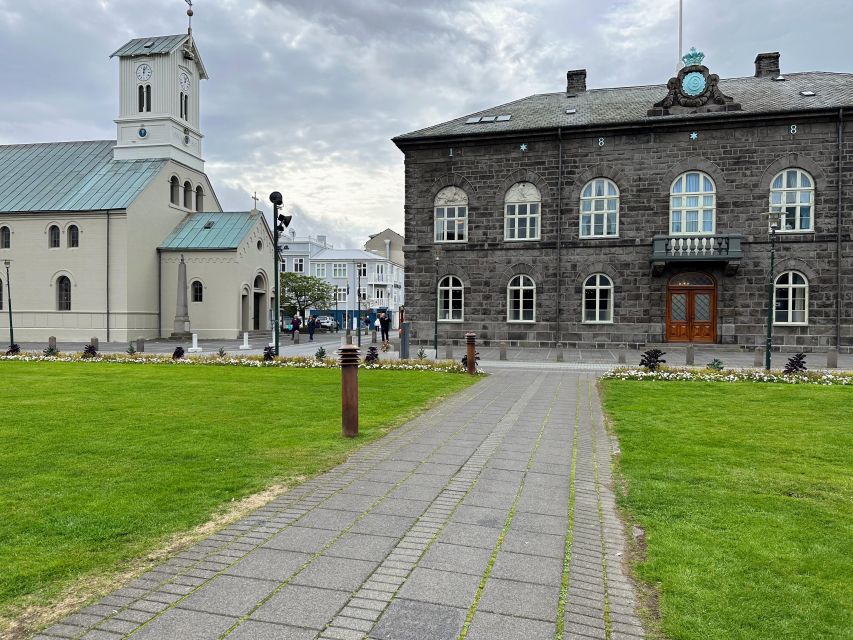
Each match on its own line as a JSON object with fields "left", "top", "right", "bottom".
{"left": 35, "top": 369, "right": 644, "bottom": 640}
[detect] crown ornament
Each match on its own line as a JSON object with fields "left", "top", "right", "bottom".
{"left": 681, "top": 47, "right": 705, "bottom": 67}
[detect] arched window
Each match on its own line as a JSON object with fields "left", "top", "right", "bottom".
{"left": 180, "top": 91, "right": 185, "bottom": 119}
{"left": 438, "top": 275, "right": 464, "bottom": 321}
{"left": 580, "top": 178, "right": 619, "bottom": 237}
{"left": 0, "top": 278, "right": 3, "bottom": 310}
{"left": 68, "top": 225, "right": 79, "bottom": 248}
{"left": 57, "top": 276, "right": 71, "bottom": 311}
{"left": 191, "top": 280, "right": 203, "bottom": 302}
{"left": 195, "top": 186, "right": 204, "bottom": 211}
{"left": 183, "top": 181, "right": 193, "bottom": 208}
{"left": 670, "top": 171, "right": 715, "bottom": 235}
{"left": 145, "top": 84, "right": 152, "bottom": 112}
{"left": 170, "top": 176, "right": 180, "bottom": 205}
{"left": 774, "top": 271, "right": 808, "bottom": 325}
{"left": 770, "top": 169, "right": 814, "bottom": 232}
{"left": 434, "top": 186, "right": 468, "bottom": 243}
{"left": 583, "top": 274, "right": 613, "bottom": 323}
{"left": 505, "top": 182, "right": 541, "bottom": 241}
{"left": 48, "top": 225, "right": 60, "bottom": 248}
{"left": 184, "top": 94, "right": 189, "bottom": 121}
{"left": 507, "top": 275, "right": 535, "bottom": 322}
{"left": 138, "top": 85, "right": 145, "bottom": 113}
{"left": 0, "top": 226, "right": 10, "bottom": 249}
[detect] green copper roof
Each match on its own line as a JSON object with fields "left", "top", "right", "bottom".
{"left": 0, "top": 140, "right": 165, "bottom": 212}
{"left": 160, "top": 212, "right": 262, "bottom": 251}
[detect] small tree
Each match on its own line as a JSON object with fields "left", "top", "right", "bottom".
{"left": 280, "top": 273, "right": 336, "bottom": 320}
{"left": 640, "top": 349, "right": 666, "bottom": 371}
{"left": 364, "top": 346, "right": 379, "bottom": 363}
{"left": 784, "top": 352, "right": 807, "bottom": 375}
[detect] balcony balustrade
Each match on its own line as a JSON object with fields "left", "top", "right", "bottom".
{"left": 651, "top": 233, "right": 743, "bottom": 275}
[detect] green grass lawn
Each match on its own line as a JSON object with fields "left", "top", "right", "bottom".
{"left": 0, "top": 362, "right": 476, "bottom": 629}
{"left": 602, "top": 381, "right": 853, "bottom": 640}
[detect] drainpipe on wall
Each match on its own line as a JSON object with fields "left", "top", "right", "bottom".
{"left": 106, "top": 209, "right": 111, "bottom": 342}
{"left": 157, "top": 248, "right": 162, "bottom": 338}
{"left": 837, "top": 109, "right": 844, "bottom": 350}
{"left": 556, "top": 127, "right": 563, "bottom": 344}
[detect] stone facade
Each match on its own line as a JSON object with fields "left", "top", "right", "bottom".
{"left": 395, "top": 54, "right": 852, "bottom": 352}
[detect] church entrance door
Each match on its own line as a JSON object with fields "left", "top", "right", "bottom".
{"left": 665, "top": 272, "right": 716, "bottom": 343}
{"left": 252, "top": 274, "right": 267, "bottom": 331}
{"left": 253, "top": 293, "right": 262, "bottom": 330}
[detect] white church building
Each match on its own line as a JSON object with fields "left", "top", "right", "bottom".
{"left": 0, "top": 30, "right": 274, "bottom": 343}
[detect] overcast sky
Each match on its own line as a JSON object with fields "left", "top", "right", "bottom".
{"left": 0, "top": 0, "right": 850, "bottom": 247}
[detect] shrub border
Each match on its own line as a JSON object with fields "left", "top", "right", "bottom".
{"left": 602, "top": 366, "right": 852, "bottom": 385}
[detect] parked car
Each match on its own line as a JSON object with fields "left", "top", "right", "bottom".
{"left": 316, "top": 316, "right": 338, "bottom": 330}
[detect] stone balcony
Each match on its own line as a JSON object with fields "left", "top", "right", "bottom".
{"left": 650, "top": 233, "right": 743, "bottom": 275}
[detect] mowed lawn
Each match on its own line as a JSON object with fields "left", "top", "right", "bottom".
{"left": 0, "top": 362, "right": 476, "bottom": 625}
{"left": 603, "top": 381, "right": 853, "bottom": 640}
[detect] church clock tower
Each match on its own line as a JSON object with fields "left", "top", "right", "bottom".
{"left": 110, "top": 27, "right": 209, "bottom": 171}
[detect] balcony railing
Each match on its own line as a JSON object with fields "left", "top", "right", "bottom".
{"left": 651, "top": 234, "right": 743, "bottom": 275}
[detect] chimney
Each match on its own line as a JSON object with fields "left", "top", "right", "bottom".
{"left": 566, "top": 69, "right": 587, "bottom": 95}
{"left": 384, "top": 239, "right": 391, "bottom": 260}
{"left": 754, "top": 52, "right": 781, "bottom": 78}
{"left": 317, "top": 234, "right": 326, "bottom": 246}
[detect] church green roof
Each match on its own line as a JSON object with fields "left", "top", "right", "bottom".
{"left": 160, "top": 212, "right": 263, "bottom": 251}
{"left": 0, "top": 140, "right": 165, "bottom": 213}
{"left": 110, "top": 34, "right": 189, "bottom": 58}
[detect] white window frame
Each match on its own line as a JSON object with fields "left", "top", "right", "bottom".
{"left": 293, "top": 257, "right": 304, "bottom": 273}
{"left": 357, "top": 263, "right": 367, "bottom": 278}
{"left": 336, "top": 287, "right": 347, "bottom": 303}
{"left": 332, "top": 263, "right": 347, "bottom": 278}
{"left": 504, "top": 182, "right": 542, "bottom": 241}
{"left": 438, "top": 275, "right": 464, "bottom": 322}
{"left": 191, "top": 280, "right": 203, "bottom": 303}
{"left": 580, "top": 178, "right": 619, "bottom": 238}
{"left": 314, "top": 263, "right": 326, "bottom": 278}
{"left": 770, "top": 168, "right": 814, "bottom": 233}
{"left": 773, "top": 271, "right": 809, "bottom": 325}
{"left": 583, "top": 274, "right": 614, "bottom": 324}
{"left": 670, "top": 171, "right": 716, "bottom": 236}
{"left": 434, "top": 186, "right": 469, "bottom": 243}
{"left": 507, "top": 274, "right": 536, "bottom": 323}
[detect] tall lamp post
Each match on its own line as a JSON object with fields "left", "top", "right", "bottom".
{"left": 4, "top": 260, "right": 12, "bottom": 347}
{"left": 765, "top": 210, "right": 781, "bottom": 370}
{"left": 269, "top": 192, "right": 292, "bottom": 357}
{"left": 433, "top": 254, "right": 439, "bottom": 359}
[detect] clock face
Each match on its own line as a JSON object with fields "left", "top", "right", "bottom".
{"left": 681, "top": 71, "right": 706, "bottom": 97}
{"left": 136, "top": 64, "right": 152, "bottom": 82}
{"left": 179, "top": 72, "right": 191, "bottom": 92}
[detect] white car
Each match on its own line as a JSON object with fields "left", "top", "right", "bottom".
{"left": 315, "top": 316, "right": 338, "bottom": 330}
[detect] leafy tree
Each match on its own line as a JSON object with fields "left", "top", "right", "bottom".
{"left": 280, "top": 273, "right": 336, "bottom": 320}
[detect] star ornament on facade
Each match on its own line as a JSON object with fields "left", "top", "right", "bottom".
{"left": 690, "top": 132, "right": 699, "bottom": 140}
{"left": 519, "top": 144, "right": 528, "bottom": 152}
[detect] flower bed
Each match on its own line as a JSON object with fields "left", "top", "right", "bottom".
{"left": 0, "top": 351, "right": 477, "bottom": 373}
{"left": 602, "top": 366, "right": 853, "bottom": 385}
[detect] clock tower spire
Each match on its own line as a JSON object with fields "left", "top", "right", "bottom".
{"left": 110, "top": 24, "right": 208, "bottom": 171}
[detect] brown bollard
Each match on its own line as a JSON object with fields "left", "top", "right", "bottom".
{"left": 338, "top": 344, "right": 360, "bottom": 438}
{"left": 465, "top": 332, "right": 476, "bottom": 375}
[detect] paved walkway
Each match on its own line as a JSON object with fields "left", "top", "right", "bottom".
{"left": 35, "top": 370, "right": 643, "bottom": 640}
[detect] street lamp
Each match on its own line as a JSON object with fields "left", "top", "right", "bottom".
{"left": 270, "top": 192, "right": 292, "bottom": 357}
{"left": 434, "top": 254, "right": 439, "bottom": 360}
{"left": 765, "top": 210, "right": 782, "bottom": 370}
{"left": 3, "top": 259, "right": 12, "bottom": 347}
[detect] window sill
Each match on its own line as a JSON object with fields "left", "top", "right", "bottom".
{"left": 438, "top": 319, "right": 465, "bottom": 323}
{"left": 503, "top": 237, "right": 542, "bottom": 242}
{"left": 773, "top": 322, "right": 809, "bottom": 327}
{"left": 582, "top": 321, "right": 614, "bottom": 325}
{"left": 506, "top": 320, "right": 536, "bottom": 324}
{"left": 434, "top": 240, "right": 468, "bottom": 244}
{"left": 775, "top": 230, "right": 814, "bottom": 235}
{"left": 580, "top": 234, "right": 619, "bottom": 240}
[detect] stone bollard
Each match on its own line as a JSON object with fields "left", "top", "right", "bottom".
{"left": 136, "top": 338, "right": 145, "bottom": 353}
{"left": 293, "top": 330, "right": 300, "bottom": 344}
{"left": 399, "top": 322, "right": 410, "bottom": 359}
{"left": 445, "top": 344, "right": 453, "bottom": 359}
{"left": 753, "top": 347, "right": 763, "bottom": 368}
{"left": 239, "top": 332, "right": 251, "bottom": 350}
{"left": 826, "top": 349, "right": 838, "bottom": 369}
{"left": 685, "top": 344, "right": 694, "bottom": 365}
{"left": 188, "top": 333, "right": 202, "bottom": 353}
{"left": 342, "top": 334, "right": 353, "bottom": 345}
{"left": 556, "top": 343, "right": 564, "bottom": 362}
{"left": 465, "top": 332, "right": 477, "bottom": 375}
{"left": 338, "top": 344, "right": 360, "bottom": 438}
{"left": 48, "top": 336, "right": 57, "bottom": 350}
{"left": 371, "top": 330, "right": 377, "bottom": 344}
{"left": 618, "top": 350, "right": 627, "bottom": 364}
{"left": 90, "top": 337, "right": 99, "bottom": 350}
{"left": 499, "top": 341, "right": 507, "bottom": 361}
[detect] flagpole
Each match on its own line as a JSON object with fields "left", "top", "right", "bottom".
{"left": 678, "top": 0, "right": 683, "bottom": 72}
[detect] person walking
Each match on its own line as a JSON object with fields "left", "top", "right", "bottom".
{"left": 307, "top": 315, "right": 316, "bottom": 341}
{"left": 379, "top": 312, "right": 391, "bottom": 343}
{"left": 291, "top": 314, "right": 301, "bottom": 341}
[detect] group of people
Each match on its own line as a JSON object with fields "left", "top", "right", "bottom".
{"left": 287, "top": 312, "right": 391, "bottom": 342}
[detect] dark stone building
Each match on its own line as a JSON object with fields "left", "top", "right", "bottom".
{"left": 393, "top": 50, "right": 852, "bottom": 352}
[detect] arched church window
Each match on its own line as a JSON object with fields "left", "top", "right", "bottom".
{"left": 170, "top": 177, "right": 180, "bottom": 205}
{"left": 191, "top": 280, "right": 203, "bottom": 302}
{"left": 145, "top": 84, "right": 151, "bottom": 112}
{"left": 57, "top": 276, "right": 71, "bottom": 311}
{"left": 138, "top": 85, "right": 145, "bottom": 113}
{"left": 0, "top": 226, "right": 10, "bottom": 249}
{"left": 48, "top": 225, "right": 60, "bottom": 248}
{"left": 184, "top": 94, "right": 189, "bottom": 121}
{"left": 195, "top": 186, "right": 204, "bottom": 211}
{"left": 183, "top": 181, "right": 193, "bottom": 208}
{"left": 180, "top": 91, "right": 185, "bottom": 119}
{"left": 0, "top": 278, "right": 3, "bottom": 310}
{"left": 68, "top": 225, "right": 79, "bottom": 248}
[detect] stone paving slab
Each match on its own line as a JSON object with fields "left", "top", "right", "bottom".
{"left": 35, "top": 370, "right": 645, "bottom": 640}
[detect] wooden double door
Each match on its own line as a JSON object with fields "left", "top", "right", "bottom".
{"left": 666, "top": 273, "right": 716, "bottom": 343}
